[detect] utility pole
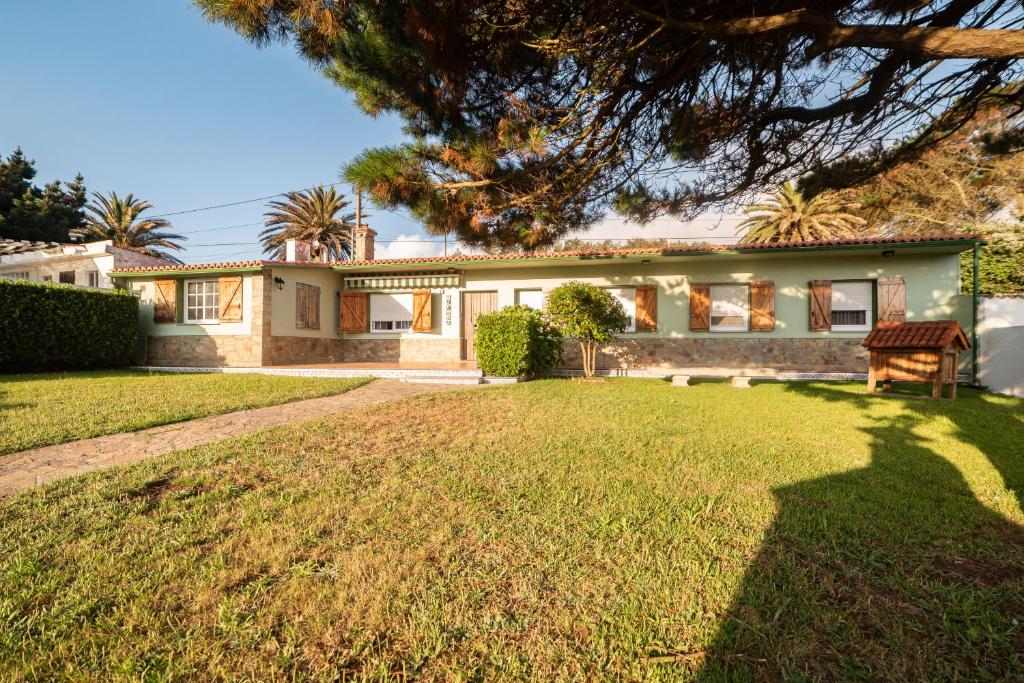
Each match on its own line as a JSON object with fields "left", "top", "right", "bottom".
{"left": 353, "top": 186, "right": 362, "bottom": 261}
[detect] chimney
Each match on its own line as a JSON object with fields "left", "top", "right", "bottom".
{"left": 354, "top": 226, "right": 377, "bottom": 261}
{"left": 284, "top": 239, "right": 311, "bottom": 262}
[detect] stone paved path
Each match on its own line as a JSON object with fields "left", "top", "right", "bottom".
{"left": 0, "top": 380, "right": 477, "bottom": 497}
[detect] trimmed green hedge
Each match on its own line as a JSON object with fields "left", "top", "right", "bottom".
{"left": 0, "top": 279, "right": 138, "bottom": 371}
{"left": 474, "top": 305, "right": 562, "bottom": 378}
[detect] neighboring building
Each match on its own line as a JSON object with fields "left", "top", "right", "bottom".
{"left": 109, "top": 230, "right": 982, "bottom": 375}
{"left": 0, "top": 239, "right": 171, "bottom": 289}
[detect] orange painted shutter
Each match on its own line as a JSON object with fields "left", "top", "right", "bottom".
{"left": 689, "top": 283, "right": 710, "bottom": 331}
{"left": 339, "top": 292, "right": 368, "bottom": 333}
{"left": 809, "top": 280, "right": 832, "bottom": 331}
{"left": 877, "top": 277, "right": 906, "bottom": 324}
{"left": 218, "top": 276, "right": 243, "bottom": 322}
{"left": 154, "top": 279, "right": 176, "bottom": 323}
{"left": 412, "top": 289, "right": 432, "bottom": 332}
{"left": 635, "top": 285, "right": 657, "bottom": 332}
{"left": 750, "top": 280, "right": 775, "bottom": 332}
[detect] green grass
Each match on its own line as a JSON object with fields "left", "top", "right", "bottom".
{"left": 0, "top": 370, "right": 371, "bottom": 454}
{"left": 1, "top": 380, "right": 1022, "bottom": 680}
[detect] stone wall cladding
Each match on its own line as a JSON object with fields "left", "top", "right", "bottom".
{"left": 266, "top": 336, "right": 345, "bottom": 365}
{"left": 147, "top": 335, "right": 260, "bottom": 367}
{"left": 559, "top": 337, "right": 869, "bottom": 372}
{"left": 344, "top": 337, "right": 463, "bottom": 363}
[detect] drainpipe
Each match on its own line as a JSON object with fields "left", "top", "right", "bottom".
{"left": 972, "top": 241, "right": 980, "bottom": 386}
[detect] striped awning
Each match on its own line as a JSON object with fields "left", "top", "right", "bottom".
{"left": 343, "top": 271, "right": 462, "bottom": 290}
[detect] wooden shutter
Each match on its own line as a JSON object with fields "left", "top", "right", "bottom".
{"left": 809, "top": 280, "right": 832, "bottom": 331}
{"left": 877, "top": 277, "right": 906, "bottom": 324}
{"left": 154, "top": 279, "right": 176, "bottom": 323}
{"left": 634, "top": 285, "right": 657, "bottom": 332}
{"left": 296, "top": 283, "right": 321, "bottom": 329}
{"left": 339, "top": 292, "right": 369, "bottom": 333}
{"left": 689, "top": 283, "right": 710, "bottom": 331}
{"left": 412, "top": 289, "right": 432, "bottom": 332}
{"left": 750, "top": 280, "right": 775, "bottom": 332}
{"left": 218, "top": 276, "right": 243, "bottom": 322}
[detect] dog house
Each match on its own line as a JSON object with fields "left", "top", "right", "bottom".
{"left": 862, "top": 320, "right": 970, "bottom": 399}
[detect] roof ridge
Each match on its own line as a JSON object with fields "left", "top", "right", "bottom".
{"left": 109, "top": 233, "right": 985, "bottom": 273}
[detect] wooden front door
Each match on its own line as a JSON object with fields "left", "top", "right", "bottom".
{"left": 462, "top": 291, "right": 498, "bottom": 362}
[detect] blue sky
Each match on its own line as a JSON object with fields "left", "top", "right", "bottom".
{"left": 0, "top": 1, "right": 736, "bottom": 262}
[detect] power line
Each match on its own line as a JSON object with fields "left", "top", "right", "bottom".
{"left": 150, "top": 181, "right": 344, "bottom": 219}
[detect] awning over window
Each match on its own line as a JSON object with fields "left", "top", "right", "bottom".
{"left": 343, "top": 272, "right": 462, "bottom": 290}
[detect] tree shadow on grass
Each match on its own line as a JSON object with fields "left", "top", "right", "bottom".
{"left": 694, "top": 383, "right": 1024, "bottom": 681}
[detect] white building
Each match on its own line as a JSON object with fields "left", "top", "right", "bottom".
{"left": 0, "top": 239, "right": 171, "bottom": 289}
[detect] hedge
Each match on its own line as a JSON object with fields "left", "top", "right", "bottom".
{"left": 0, "top": 279, "right": 139, "bottom": 372}
{"left": 473, "top": 305, "right": 562, "bottom": 378}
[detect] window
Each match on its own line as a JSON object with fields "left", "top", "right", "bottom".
{"left": 59, "top": 271, "right": 75, "bottom": 284}
{"left": 710, "top": 284, "right": 749, "bottom": 332}
{"left": 369, "top": 293, "right": 413, "bottom": 333}
{"left": 185, "top": 280, "right": 219, "bottom": 323}
{"left": 87, "top": 271, "right": 100, "bottom": 288}
{"left": 831, "top": 281, "right": 873, "bottom": 331}
{"left": 295, "top": 283, "right": 321, "bottom": 329}
{"left": 516, "top": 288, "right": 544, "bottom": 310}
{"left": 606, "top": 287, "right": 636, "bottom": 332}
{"left": 1, "top": 271, "right": 30, "bottom": 280}
{"left": 42, "top": 275, "right": 52, "bottom": 282}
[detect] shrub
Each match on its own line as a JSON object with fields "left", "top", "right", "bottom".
{"left": 474, "top": 305, "right": 562, "bottom": 378}
{"left": 0, "top": 279, "right": 138, "bottom": 371}
{"left": 545, "top": 282, "right": 629, "bottom": 378}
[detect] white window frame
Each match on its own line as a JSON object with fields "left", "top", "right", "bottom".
{"left": 185, "top": 280, "right": 220, "bottom": 324}
{"left": 605, "top": 287, "right": 636, "bottom": 333}
{"left": 369, "top": 292, "right": 414, "bottom": 333}
{"left": 1, "top": 271, "right": 31, "bottom": 280}
{"left": 709, "top": 284, "right": 750, "bottom": 332}
{"left": 515, "top": 288, "right": 544, "bottom": 311}
{"left": 87, "top": 271, "right": 100, "bottom": 288}
{"left": 830, "top": 280, "right": 874, "bottom": 332}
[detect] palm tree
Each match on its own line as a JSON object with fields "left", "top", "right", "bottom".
{"left": 261, "top": 185, "right": 363, "bottom": 261}
{"left": 74, "top": 192, "right": 187, "bottom": 263}
{"left": 737, "top": 181, "right": 867, "bottom": 244}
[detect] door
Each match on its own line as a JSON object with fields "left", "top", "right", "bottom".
{"left": 462, "top": 291, "right": 498, "bottom": 362}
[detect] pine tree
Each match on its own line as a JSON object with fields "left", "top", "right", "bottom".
{"left": 0, "top": 148, "right": 87, "bottom": 242}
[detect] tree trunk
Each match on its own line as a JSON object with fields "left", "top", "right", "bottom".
{"left": 580, "top": 339, "right": 593, "bottom": 378}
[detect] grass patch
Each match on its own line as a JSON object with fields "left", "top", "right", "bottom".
{"left": 1, "top": 380, "right": 1022, "bottom": 680}
{"left": 0, "top": 370, "right": 371, "bottom": 454}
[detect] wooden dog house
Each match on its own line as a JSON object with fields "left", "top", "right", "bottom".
{"left": 862, "top": 321, "right": 970, "bottom": 399}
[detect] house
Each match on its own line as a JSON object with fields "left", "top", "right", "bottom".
{"left": 109, "top": 228, "right": 983, "bottom": 376}
{"left": 0, "top": 239, "right": 171, "bottom": 288}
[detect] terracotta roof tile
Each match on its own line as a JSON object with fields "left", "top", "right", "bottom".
{"left": 330, "top": 233, "right": 985, "bottom": 267}
{"left": 862, "top": 321, "right": 970, "bottom": 350}
{"left": 109, "top": 233, "right": 984, "bottom": 274}
{"left": 0, "top": 238, "right": 61, "bottom": 256}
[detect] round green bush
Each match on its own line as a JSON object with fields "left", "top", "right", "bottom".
{"left": 473, "top": 305, "right": 563, "bottom": 378}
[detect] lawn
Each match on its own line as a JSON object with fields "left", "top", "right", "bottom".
{"left": 1, "top": 380, "right": 1021, "bottom": 680}
{"left": 0, "top": 370, "right": 371, "bottom": 455}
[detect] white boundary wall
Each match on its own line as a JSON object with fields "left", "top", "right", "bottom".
{"left": 979, "top": 297, "right": 1024, "bottom": 397}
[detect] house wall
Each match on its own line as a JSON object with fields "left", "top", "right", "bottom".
{"left": 0, "top": 241, "right": 169, "bottom": 288}
{"left": 341, "top": 250, "right": 966, "bottom": 372}
{"left": 978, "top": 296, "right": 1024, "bottom": 396}
{"left": 132, "top": 273, "right": 264, "bottom": 367}
{"left": 265, "top": 267, "right": 344, "bottom": 364}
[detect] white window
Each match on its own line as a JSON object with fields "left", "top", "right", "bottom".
{"left": 87, "top": 271, "right": 100, "bottom": 288}
{"left": 185, "top": 280, "right": 219, "bottom": 323}
{"left": 831, "top": 281, "right": 873, "bottom": 331}
{"left": 606, "top": 287, "right": 636, "bottom": 332}
{"left": 516, "top": 288, "right": 544, "bottom": 310}
{"left": 710, "top": 284, "right": 749, "bottom": 332}
{"left": 370, "top": 293, "right": 413, "bottom": 333}
{"left": 1, "top": 271, "right": 30, "bottom": 280}
{"left": 58, "top": 271, "right": 75, "bottom": 284}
